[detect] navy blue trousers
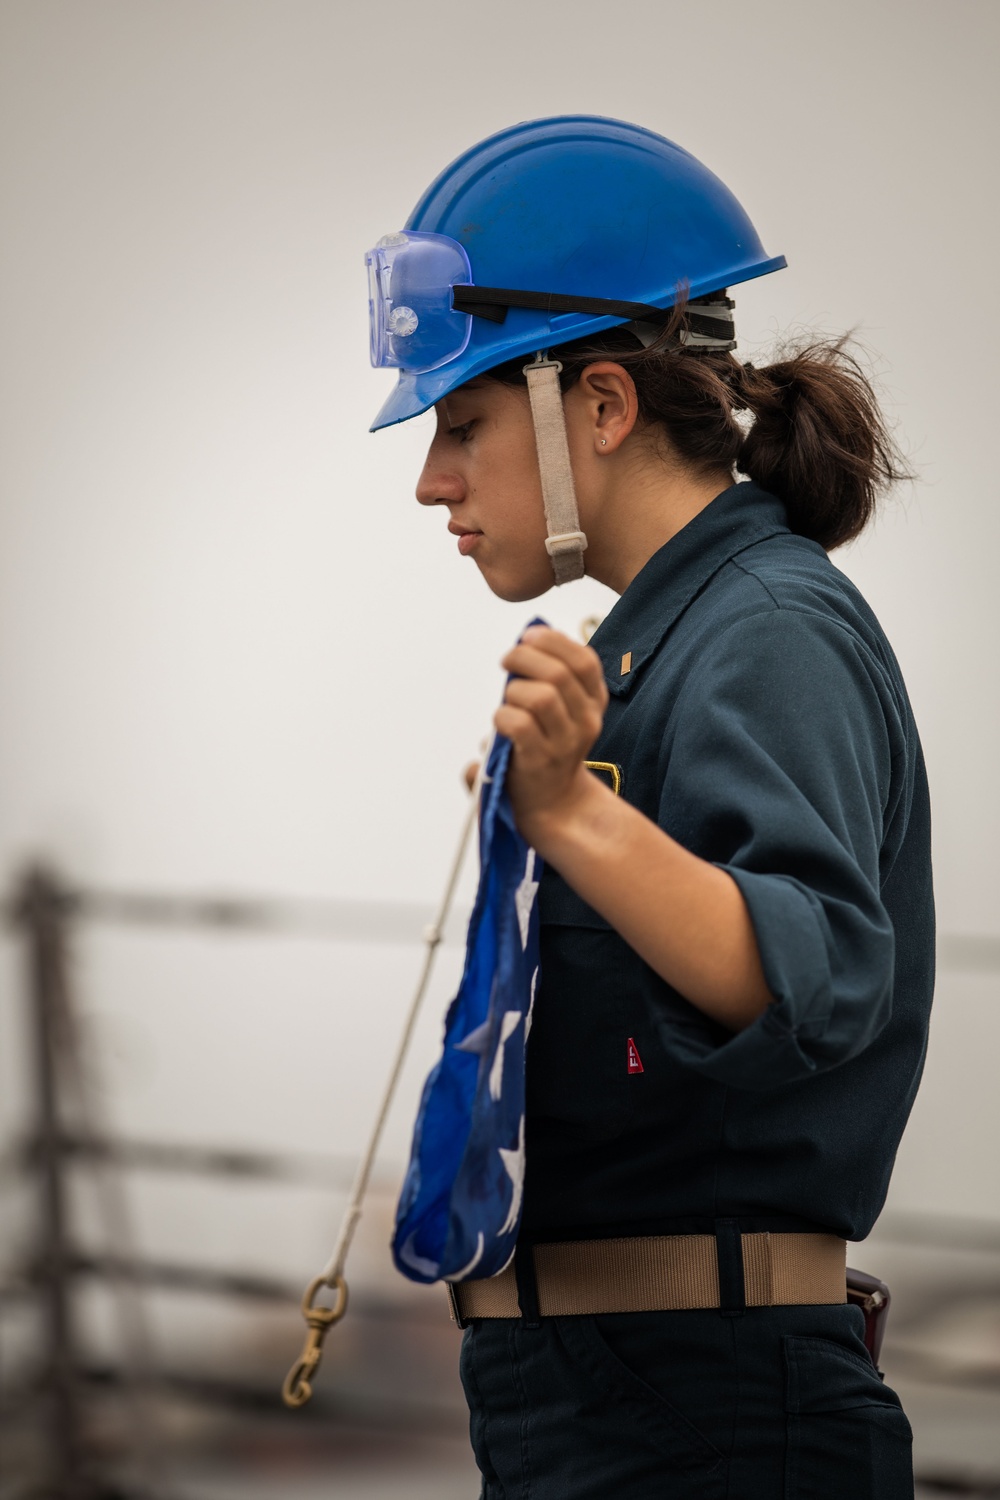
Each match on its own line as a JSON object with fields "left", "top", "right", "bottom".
{"left": 459, "top": 1304, "right": 913, "bottom": 1498}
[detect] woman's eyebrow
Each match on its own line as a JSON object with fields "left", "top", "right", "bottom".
{"left": 441, "top": 399, "right": 471, "bottom": 427}
{"left": 443, "top": 394, "right": 478, "bottom": 425}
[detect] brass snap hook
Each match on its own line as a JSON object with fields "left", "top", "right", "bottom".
{"left": 281, "top": 1273, "right": 348, "bottom": 1409}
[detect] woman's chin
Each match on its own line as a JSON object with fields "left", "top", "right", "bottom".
{"left": 470, "top": 547, "right": 556, "bottom": 604}
{"left": 480, "top": 567, "right": 556, "bottom": 605}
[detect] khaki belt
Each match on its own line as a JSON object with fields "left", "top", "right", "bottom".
{"left": 448, "top": 1233, "right": 847, "bottom": 1325}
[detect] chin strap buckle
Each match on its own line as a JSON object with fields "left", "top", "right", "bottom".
{"left": 544, "top": 531, "right": 588, "bottom": 558}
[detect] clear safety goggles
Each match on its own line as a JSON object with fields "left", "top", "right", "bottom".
{"left": 365, "top": 231, "right": 474, "bottom": 375}
{"left": 365, "top": 229, "right": 739, "bottom": 377}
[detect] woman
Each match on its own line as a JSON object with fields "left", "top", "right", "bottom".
{"left": 369, "top": 117, "right": 931, "bottom": 1499}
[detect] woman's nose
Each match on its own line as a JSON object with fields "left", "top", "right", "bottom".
{"left": 415, "top": 452, "right": 465, "bottom": 508}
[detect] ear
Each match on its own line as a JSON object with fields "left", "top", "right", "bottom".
{"left": 573, "top": 361, "right": 640, "bottom": 455}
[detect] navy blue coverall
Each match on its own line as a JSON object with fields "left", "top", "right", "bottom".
{"left": 460, "top": 481, "right": 934, "bottom": 1498}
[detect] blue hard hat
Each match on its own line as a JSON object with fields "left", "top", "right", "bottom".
{"left": 368, "top": 114, "right": 785, "bottom": 432}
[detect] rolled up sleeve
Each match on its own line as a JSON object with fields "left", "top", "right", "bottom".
{"left": 657, "top": 607, "right": 901, "bottom": 1089}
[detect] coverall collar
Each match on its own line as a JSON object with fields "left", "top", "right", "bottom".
{"left": 590, "top": 480, "right": 791, "bottom": 699}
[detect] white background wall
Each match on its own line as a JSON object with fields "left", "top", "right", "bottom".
{"left": 0, "top": 0, "right": 997, "bottom": 1296}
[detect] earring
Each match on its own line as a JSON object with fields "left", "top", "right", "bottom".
{"left": 600, "top": 438, "right": 607, "bottom": 447}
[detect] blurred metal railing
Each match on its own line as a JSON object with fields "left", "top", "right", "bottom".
{"left": 0, "top": 863, "right": 467, "bottom": 1500}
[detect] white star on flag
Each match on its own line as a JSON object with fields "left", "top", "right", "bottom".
{"left": 454, "top": 1017, "right": 491, "bottom": 1056}
{"left": 455, "top": 976, "right": 498, "bottom": 1057}
{"left": 451, "top": 1231, "right": 485, "bottom": 1281}
{"left": 525, "top": 966, "right": 538, "bottom": 1041}
{"left": 489, "top": 1010, "right": 522, "bottom": 1101}
{"left": 515, "top": 849, "right": 540, "bottom": 950}
{"left": 498, "top": 1115, "right": 526, "bottom": 1236}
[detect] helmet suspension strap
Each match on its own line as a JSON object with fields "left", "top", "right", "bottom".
{"left": 523, "top": 352, "right": 587, "bottom": 585}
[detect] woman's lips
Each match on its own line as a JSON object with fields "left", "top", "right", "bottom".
{"left": 449, "top": 522, "right": 484, "bottom": 556}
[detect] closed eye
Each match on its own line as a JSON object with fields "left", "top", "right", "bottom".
{"left": 449, "top": 420, "right": 475, "bottom": 444}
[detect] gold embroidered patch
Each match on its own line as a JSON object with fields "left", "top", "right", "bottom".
{"left": 585, "top": 761, "right": 623, "bottom": 796}
{"left": 621, "top": 651, "right": 632, "bottom": 675}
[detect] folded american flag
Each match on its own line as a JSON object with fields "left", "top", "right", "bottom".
{"left": 393, "top": 642, "right": 544, "bottom": 1284}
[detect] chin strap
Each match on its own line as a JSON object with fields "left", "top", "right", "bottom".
{"left": 523, "top": 352, "right": 587, "bottom": 586}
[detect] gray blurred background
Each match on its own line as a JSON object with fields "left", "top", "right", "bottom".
{"left": 0, "top": 1, "right": 997, "bottom": 1496}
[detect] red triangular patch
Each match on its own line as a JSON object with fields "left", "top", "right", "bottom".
{"left": 627, "top": 1037, "right": 644, "bottom": 1074}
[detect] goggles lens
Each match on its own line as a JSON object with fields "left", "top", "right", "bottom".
{"left": 365, "top": 231, "right": 473, "bottom": 375}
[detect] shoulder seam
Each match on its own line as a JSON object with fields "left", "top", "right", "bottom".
{"left": 727, "top": 559, "right": 888, "bottom": 670}
{"left": 730, "top": 556, "right": 782, "bottom": 610}
{"left": 701, "top": 596, "right": 907, "bottom": 740}
{"left": 711, "top": 594, "right": 886, "bottom": 665}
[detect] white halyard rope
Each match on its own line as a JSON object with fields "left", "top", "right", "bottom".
{"left": 317, "top": 739, "right": 494, "bottom": 1288}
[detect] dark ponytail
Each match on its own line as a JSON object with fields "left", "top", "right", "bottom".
{"left": 489, "top": 300, "right": 910, "bottom": 551}
{"left": 730, "top": 343, "right": 908, "bottom": 550}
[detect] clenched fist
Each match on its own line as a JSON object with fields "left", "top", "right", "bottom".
{"left": 495, "top": 625, "right": 609, "bottom": 840}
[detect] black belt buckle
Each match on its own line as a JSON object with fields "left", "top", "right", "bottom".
{"left": 446, "top": 1281, "right": 469, "bottom": 1330}
{"left": 846, "top": 1267, "right": 891, "bottom": 1372}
